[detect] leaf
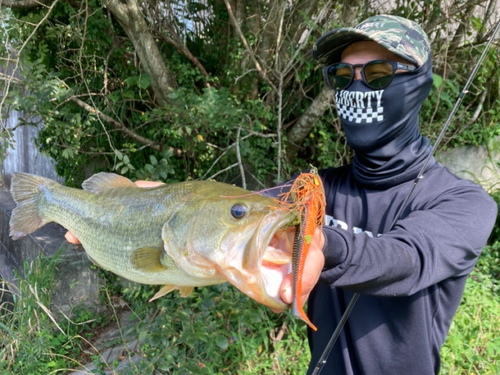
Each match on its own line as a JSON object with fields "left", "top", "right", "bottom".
{"left": 439, "top": 91, "right": 453, "bottom": 107}
{"left": 184, "top": 363, "right": 208, "bottom": 374}
{"left": 62, "top": 148, "right": 73, "bottom": 159}
{"left": 138, "top": 74, "right": 151, "bottom": 89}
{"left": 215, "top": 335, "right": 229, "bottom": 350}
{"left": 123, "top": 76, "right": 137, "bottom": 87}
{"left": 156, "top": 361, "right": 172, "bottom": 371}
{"left": 138, "top": 329, "right": 149, "bottom": 342}
{"left": 432, "top": 73, "right": 443, "bottom": 89}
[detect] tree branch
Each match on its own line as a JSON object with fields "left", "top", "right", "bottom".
{"left": 0, "top": 0, "right": 51, "bottom": 8}
{"left": 102, "top": 0, "right": 177, "bottom": 106}
{"left": 449, "top": 2, "right": 476, "bottom": 51}
{"left": 69, "top": 96, "right": 163, "bottom": 151}
{"left": 475, "top": 0, "right": 497, "bottom": 42}
{"left": 0, "top": 72, "right": 21, "bottom": 84}
{"left": 340, "top": 0, "right": 361, "bottom": 27}
{"left": 257, "top": 0, "right": 283, "bottom": 68}
{"left": 289, "top": 0, "right": 322, "bottom": 47}
{"left": 424, "top": 0, "right": 485, "bottom": 34}
{"left": 223, "top": 0, "right": 276, "bottom": 91}
{"left": 285, "top": 85, "right": 334, "bottom": 161}
{"left": 153, "top": 28, "right": 215, "bottom": 87}
{"left": 466, "top": 78, "right": 493, "bottom": 127}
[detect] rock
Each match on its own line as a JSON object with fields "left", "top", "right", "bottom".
{"left": 437, "top": 137, "right": 500, "bottom": 192}
{"left": 0, "top": 186, "right": 103, "bottom": 319}
{"left": 71, "top": 309, "right": 142, "bottom": 375}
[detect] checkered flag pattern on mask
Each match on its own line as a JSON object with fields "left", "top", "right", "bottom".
{"left": 337, "top": 104, "right": 384, "bottom": 124}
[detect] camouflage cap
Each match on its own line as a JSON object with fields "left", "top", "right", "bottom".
{"left": 312, "top": 15, "right": 431, "bottom": 67}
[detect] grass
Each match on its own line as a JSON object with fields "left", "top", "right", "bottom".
{"left": 441, "top": 276, "right": 500, "bottom": 375}
{"left": 441, "top": 241, "right": 500, "bottom": 375}
{"left": 0, "top": 244, "right": 499, "bottom": 374}
{"left": 112, "top": 281, "right": 311, "bottom": 374}
{"left": 0, "top": 252, "right": 310, "bottom": 375}
{"left": 0, "top": 251, "right": 80, "bottom": 374}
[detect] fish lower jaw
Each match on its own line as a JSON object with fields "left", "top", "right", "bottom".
{"left": 221, "top": 265, "right": 286, "bottom": 309}
{"left": 260, "top": 260, "right": 291, "bottom": 303}
{"left": 248, "top": 226, "right": 294, "bottom": 308}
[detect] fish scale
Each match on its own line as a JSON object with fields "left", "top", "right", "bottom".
{"left": 9, "top": 172, "right": 297, "bottom": 308}
{"left": 27, "top": 176, "right": 205, "bottom": 285}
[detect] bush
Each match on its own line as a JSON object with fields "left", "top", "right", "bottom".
{"left": 96, "top": 282, "right": 310, "bottom": 374}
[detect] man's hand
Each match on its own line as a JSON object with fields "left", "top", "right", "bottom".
{"left": 65, "top": 231, "right": 81, "bottom": 244}
{"left": 130, "top": 181, "right": 166, "bottom": 188}
{"left": 64, "top": 180, "right": 164, "bottom": 245}
{"left": 271, "top": 228, "right": 325, "bottom": 312}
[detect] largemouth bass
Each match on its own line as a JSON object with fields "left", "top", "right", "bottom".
{"left": 9, "top": 172, "right": 296, "bottom": 309}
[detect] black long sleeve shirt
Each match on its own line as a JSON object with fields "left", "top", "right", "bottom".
{"left": 306, "top": 161, "right": 497, "bottom": 375}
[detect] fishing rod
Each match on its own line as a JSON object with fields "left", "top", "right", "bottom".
{"left": 311, "top": 19, "right": 500, "bottom": 375}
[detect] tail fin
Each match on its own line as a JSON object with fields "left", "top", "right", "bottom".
{"left": 10, "top": 173, "right": 55, "bottom": 240}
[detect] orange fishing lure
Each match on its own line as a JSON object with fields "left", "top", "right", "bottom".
{"left": 275, "top": 168, "right": 326, "bottom": 331}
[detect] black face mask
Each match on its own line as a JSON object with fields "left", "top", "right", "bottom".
{"left": 334, "top": 58, "right": 435, "bottom": 188}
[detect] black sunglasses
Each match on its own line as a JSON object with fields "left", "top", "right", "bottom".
{"left": 323, "top": 60, "right": 417, "bottom": 90}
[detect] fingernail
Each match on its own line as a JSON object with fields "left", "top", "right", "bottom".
{"left": 282, "top": 288, "right": 292, "bottom": 303}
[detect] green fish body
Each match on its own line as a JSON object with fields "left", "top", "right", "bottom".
{"left": 10, "top": 172, "right": 295, "bottom": 306}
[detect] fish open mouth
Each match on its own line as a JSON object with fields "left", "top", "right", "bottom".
{"left": 218, "top": 208, "right": 297, "bottom": 310}
{"left": 260, "top": 227, "right": 295, "bottom": 305}
{"left": 164, "top": 198, "right": 298, "bottom": 311}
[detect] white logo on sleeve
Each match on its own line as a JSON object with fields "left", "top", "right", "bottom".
{"left": 335, "top": 90, "right": 384, "bottom": 124}
{"left": 325, "top": 214, "right": 382, "bottom": 237}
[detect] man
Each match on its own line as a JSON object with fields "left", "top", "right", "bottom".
{"left": 276, "top": 14, "right": 497, "bottom": 374}
{"left": 65, "top": 14, "right": 497, "bottom": 375}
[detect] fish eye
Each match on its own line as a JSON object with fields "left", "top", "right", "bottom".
{"left": 231, "top": 204, "right": 248, "bottom": 219}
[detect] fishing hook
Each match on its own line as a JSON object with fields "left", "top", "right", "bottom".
{"left": 311, "top": 19, "right": 500, "bottom": 375}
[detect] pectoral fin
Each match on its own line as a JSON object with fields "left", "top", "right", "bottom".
{"left": 131, "top": 247, "right": 169, "bottom": 273}
{"left": 149, "top": 285, "right": 195, "bottom": 301}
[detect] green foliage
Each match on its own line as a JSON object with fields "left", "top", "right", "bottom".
{"left": 1, "top": 251, "right": 310, "bottom": 374}
{"left": 0, "top": 249, "right": 102, "bottom": 374}
{"left": 105, "top": 283, "right": 310, "bottom": 374}
{"left": 129, "top": 87, "right": 278, "bottom": 184}
{"left": 298, "top": 118, "right": 349, "bottom": 171}
{"left": 441, "top": 191, "right": 500, "bottom": 374}
{"left": 420, "top": 48, "right": 500, "bottom": 150}
{"left": 441, "top": 276, "right": 500, "bottom": 374}
{"left": 3, "top": 1, "right": 500, "bottom": 185}
{"left": 1, "top": 2, "right": 500, "bottom": 372}
{"left": 1, "top": 1, "right": 303, "bottom": 187}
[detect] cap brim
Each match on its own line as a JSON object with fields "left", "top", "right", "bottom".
{"left": 312, "top": 27, "right": 419, "bottom": 66}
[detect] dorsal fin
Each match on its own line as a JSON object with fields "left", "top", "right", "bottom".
{"left": 82, "top": 172, "right": 136, "bottom": 193}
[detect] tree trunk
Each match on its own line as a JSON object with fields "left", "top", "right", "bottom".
{"left": 102, "top": 0, "right": 177, "bottom": 106}
{"left": 286, "top": 85, "right": 334, "bottom": 161}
